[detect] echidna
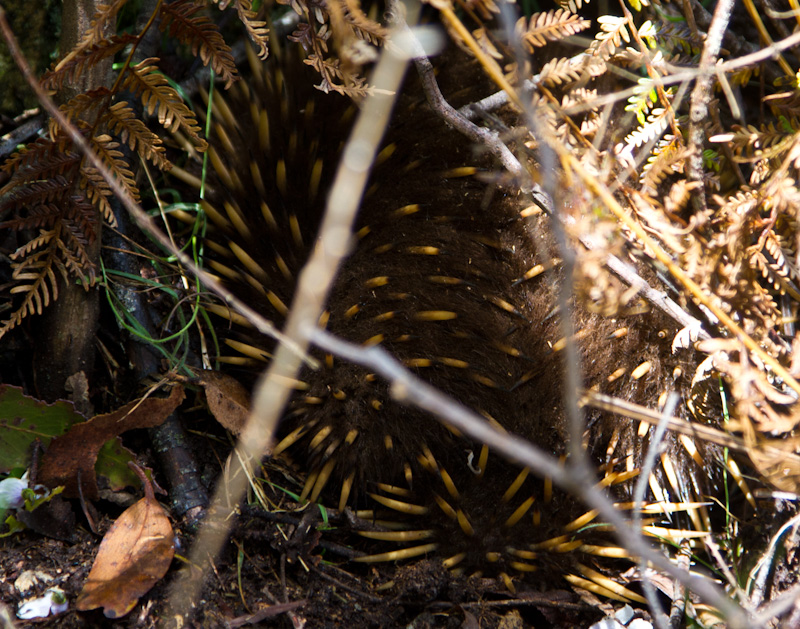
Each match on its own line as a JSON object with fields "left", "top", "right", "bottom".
{"left": 170, "top": 41, "right": 731, "bottom": 596}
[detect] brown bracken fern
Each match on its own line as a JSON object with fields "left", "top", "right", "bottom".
{"left": 410, "top": 0, "right": 800, "bottom": 521}
{"left": 0, "top": 0, "right": 264, "bottom": 338}
{"left": 0, "top": 0, "right": 383, "bottom": 339}
{"left": 283, "top": 0, "right": 387, "bottom": 95}
{"left": 516, "top": 9, "right": 590, "bottom": 51}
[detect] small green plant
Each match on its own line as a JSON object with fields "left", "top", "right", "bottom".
{"left": 0, "top": 472, "right": 64, "bottom": 537}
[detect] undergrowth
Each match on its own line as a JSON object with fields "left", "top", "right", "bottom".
{"left": 1, "top": 0, "right": 800, "bottom": 625}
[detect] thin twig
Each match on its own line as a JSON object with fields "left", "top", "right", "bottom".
{"left": 407, "top": 36, "right": 529, "bottom": 183}
{"left": 557, "top": 30, "right": 800, "bottom": 117}
{"left": 669, "top": 549, "right": 689, "bottom": 629}
{"left": 0, "top": 113, "right": 44, "bottom": 160}
{"left": 748, "top": 510, "right": 800, "bottom": 609}
{"left": 633, "top": 392, "right": 679, "bottom": 629}
{"left": 602, "top": 254, "right": 710, "bottom": 341}
{"left": 457, "top": 26, "right": 800, "bottom": 121}
{"left": 687, "top": 0, "right": 735, "bottom": 214}
{"left": 581, "top": 390, "right": 800, "bottom": 465}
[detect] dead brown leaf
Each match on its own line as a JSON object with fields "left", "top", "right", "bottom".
{"left": 76, "top": 464, "right": 175, "bottom": 618}
{"left": 38, "top": 386, "right": 185, "bottom": 499}
{"left": 175, "top": 370, "right": 250, "bottom": 434}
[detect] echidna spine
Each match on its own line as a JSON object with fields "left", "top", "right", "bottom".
{"left": 171, "top": 41, "right": 734, "bottom": 594}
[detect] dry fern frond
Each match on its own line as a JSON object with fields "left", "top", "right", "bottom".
{"left": 59, "top": 197, "right": 98, "bottom": 264}
{"left": 749, "top": 231, "right": 800, "bottom": 300}
{"left": 0, "top": 177, "right": 72, "bottom": 215}
{"left": 664, "top": 180, "right": 701, "bottom": 216}
{"left": 288, "top": 17, "right": 371, "bottom": 97}
{"left": 555, "top": 0, "right": 590, "bottom": 14}
{"left": 720, "top": 123, "right": 796, "bottom": 163}
{"left": 697, "top": 338, "right": 796, "bottom": 436}
{"left": 656, "top": 20, "right": 702, "bottom": 56}
{"left": 712, "top": 188, "right": 759, "bottom": 227}
{"left": 765, "top": 174, "right": 800, "bottom": 217}
{"left": 233, "top": 0, "right": 270, "bottom": 58}
{"left": 338, "top": 0, "right": 388, "bottom": 45}
{"left": 0, "top": 226, "right": 81, "bottom": 337}
{"left": 279, "top": 0, "right": 384, "bottom": 96}
{"left": 1, "top": 137, "right": 80, "bottom": 183}
{"left": 538, "top": 56, "right": 584, "bottom": 88}
{"left": 122, "top": 58, "right": 208, "bottom": 147}
{"left": 41, "top": 35, "right": 138, "bottom": 91}
{"left": 592, "top": 15, "right": 632, "bottom": 58}
{"left": 45, "top": 0, "right": 129, "bottom": 89}
{"left": 749, "top": 158, "right": 772, "bottom": 185}
{"left": 639, "top": 136, "right": 687, "bottom": 194}
{"left": 573, "top": 53, "right": 608, "bottom": 81}
{"left": 1, "top": 1, "right": 221, "bottom": 338}
{"left": 79, "top": 167, "right": 117, "bottom": 225}
{"left": 516, "top": 10, "right": 590, "bottom": 51}
{"left": 213, "top": 0, "right": 270, "bottom": 58}
{"left": 7, "top": 237, "right": 64, "bottom": 312}
{"left": 560, "top": 87, "right": 599, "bottom": 112}
{"left": 161, "top": 0, "right": 239, "bottom": 88}
{"left": 471, "top": 27, "right": 503, "bottom": 60}
{"left": 89, "top": 134, "right": 140, "bottom": 203}
{"left": 102, "top": 102, "right": 170, "bottom": 169}
{"left": 305, "top": 53, "right": 370, "bottom": 96}
{"left": 621, "top": 107, "right": 672, "bottom": 153}
{"left": 70, "top": 0, "right": 129, "bottom": 54}
{"left": 524, "top": 93, "right": 560, "bottom": 147}
{"left": 763, "top": 90, "right": 800, "bottom": 117}
{"left": 627, "top": 190, "right": 692, "bottom": 257}
{"left": 465, "top": 0, "right": 503, "bottom": 20}
{"left": 55, "top": 89, "right": 113, "bottom": 129}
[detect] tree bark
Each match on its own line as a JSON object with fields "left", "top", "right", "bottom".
{"left": 34, "top": 0, "right": 111, "bottom": 401}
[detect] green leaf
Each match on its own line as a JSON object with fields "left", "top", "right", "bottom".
{"left": 0, "top": 385, "right": 157, "bottom": 500}
{"left": 0, "top": 385, "right": 86, "bottom": 473}
{"left": 22, "top": 485, "right": 63, "bottom": 511}
{"left": 0, "top": 513, "right": 26, "bottom": 538}
{"left": 95, "top": 439, "right": 153, "bottom": 492}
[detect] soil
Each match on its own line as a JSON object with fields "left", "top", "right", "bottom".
{"left": 1, "top": 517, "right": 616, "bottom": 628}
